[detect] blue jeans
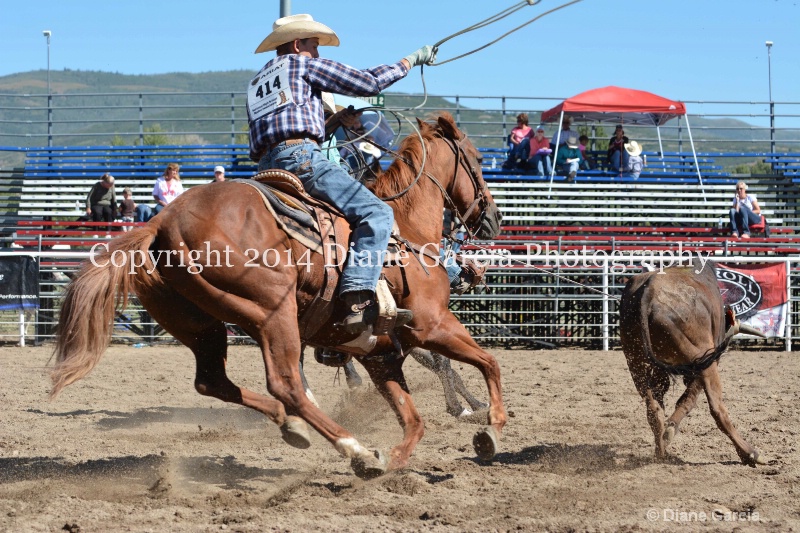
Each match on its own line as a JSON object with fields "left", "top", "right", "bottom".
{"left": 527, "top": 153, "right": 552, "bottom": 176}
{"left": 558, "top": 160, "right": 580, "bottom": 175}
{"left": 135, "top": 204, "right": 153, "bottom": 222}
{"left": 729, "top": 205, "right": 761, "bottom": 236}
{"left": 259, "top": 139, "right": 393, "bottom": 295}
{"left": 610, "top": 150, "right": 629, "bottom": 171}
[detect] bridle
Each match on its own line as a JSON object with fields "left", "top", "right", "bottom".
{"left": 377, "top": 127, "right": 492, "bottom": 242}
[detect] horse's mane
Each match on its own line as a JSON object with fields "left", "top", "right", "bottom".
{"left": 372, "top": 112, "right": 461, "bottom": 214}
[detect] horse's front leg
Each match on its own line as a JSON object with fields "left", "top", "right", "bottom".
{"left": 409, "top": 312, "right": 507, "bottom": 459}
{"left": 356, "top": 353, "right": 424, "bottom": 471}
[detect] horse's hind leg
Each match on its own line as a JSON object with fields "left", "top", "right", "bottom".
{"left": 410, "top": 348, "right": 465, "bottom": 417}
{"left": 136, "top": 286, "right": 289, "bottom": 428}
{"left": 433, "top": 352, "right": 488, "bottom": 414}
{"left": 356, "top": 354, "right": 424, "bottom": 471}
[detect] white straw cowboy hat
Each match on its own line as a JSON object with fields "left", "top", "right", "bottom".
{"left": 358, "top": 141, "right": 382, "bottom": 159}
{"left": 255, "top": 14, "right": 340, "bottom": 53}
{"left": 566, "top": 136, "right": 579, "bottom": 149}
{"left": 624, "top": 140, "right": 643, "bottom": 156}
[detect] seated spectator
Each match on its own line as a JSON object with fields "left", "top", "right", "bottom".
{"left": 729, "top": 181, "right": 761, "bottom": 239}
{"left": 578, "top": 134, "right": 596, "bottom": 170}
{"left": 555, "top": 136, "right": 583, "bottom": 182}
{"left": 525, "top": 126, "right": 552, "bottom": 176}
{"left": 621, "top": 141, "right": 645, "bottom": 179}
{"left": 118, "top": 187, "right": 136, "bottom": 232}
{"left": 607, "top": 125, "right": 629, "bottom": 171}
{"left": 86, "top": 173, "right": 116, "bottom": 232}
{"left": 550, "top": 116, "right": 576, "bottom": 149}
{"left": 152, "top": 163, "right": 185, "bottom": 216}
{"left": 503, "top": 113, "right": 533, "bottom": 169}
{"left": 212, "top": 165, "right": 226, "bottom": 182}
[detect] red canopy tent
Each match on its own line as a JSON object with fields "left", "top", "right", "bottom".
{"left": 540, "top": 86, "right": 704, "bottom": 198}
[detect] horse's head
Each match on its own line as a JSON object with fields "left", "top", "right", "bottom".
{"left": 431, "top": 114, "right": 502, "bottom": 240}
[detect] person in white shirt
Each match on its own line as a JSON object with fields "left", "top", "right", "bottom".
{"left": 152, "top": 163, "right": 185, "bottom": 216}
{"left": 729, "top": 180, "right": 761, "bottom": 238}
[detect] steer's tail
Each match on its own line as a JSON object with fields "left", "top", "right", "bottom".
{"left": 50, "top": 225, "right": 160, "bottom": 398}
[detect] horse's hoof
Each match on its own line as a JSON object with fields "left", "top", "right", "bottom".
{"left": 662, "top": 422, "right": 677, "bottom": 447}
{"left": 743, "top": 449, "right": 768, "bottom": 466}
{"left": 472, "top": 426, "right": 499, "bottom": 461}
{"left": 351, "top": 449, "right": 387, "bottom": 480}
{"left": 280, "top": 416, "right": 311, "bottom": 449}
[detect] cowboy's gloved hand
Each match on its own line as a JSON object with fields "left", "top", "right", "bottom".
{"left": 403, "top": 45, "right": 436, "bottom": 68}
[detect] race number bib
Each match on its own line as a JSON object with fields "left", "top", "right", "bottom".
{"left": 247, "top": 60, "right": 294, "bottom": 121}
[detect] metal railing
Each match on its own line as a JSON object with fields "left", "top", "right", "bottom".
{"left": 0, "top": 251, "right": 795, "bottom": 351}
{"left": 2, "top": 91, "right": 800, "bottom": 158}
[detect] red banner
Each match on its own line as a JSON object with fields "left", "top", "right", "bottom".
{"left": 717, "top": 262, "right": 787, "bottom": 337}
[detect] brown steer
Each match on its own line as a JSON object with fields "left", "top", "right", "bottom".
{"left": 619, "top": 258, "right": 767, "bottom": 466}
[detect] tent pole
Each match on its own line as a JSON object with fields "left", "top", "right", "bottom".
{"left": 656, "top": 125, "right": 666, "bottom": 170}
{"left": 683, "top": 115, "right": 706, "bottom": 202}
{"left": 548, "top": 111, "right": 564, "bottom": 198}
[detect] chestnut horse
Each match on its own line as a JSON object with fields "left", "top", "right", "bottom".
{"left": 50, "top": 113, "right": 505, "bottom": 478}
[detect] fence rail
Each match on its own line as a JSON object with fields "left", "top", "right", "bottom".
{"left": 1, "top": 251, "right": 796, "bottom": 351}
{"left": 2, "top": 92, "right": 800, "bottom": 158}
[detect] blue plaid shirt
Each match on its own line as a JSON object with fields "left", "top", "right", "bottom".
{"left": 247, "top": 54, "right": 409, "bottom": 161}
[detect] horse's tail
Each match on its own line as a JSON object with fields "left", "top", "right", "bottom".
{"left": 50, "top": 225, "right": 161, "bottom": 398}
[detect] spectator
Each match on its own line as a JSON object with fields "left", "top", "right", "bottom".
{"left": 729, "top": 181, "right": 761, "bottom": 239}
{"left": 212, "top": 165, "right": 226, "bottom": 182}
{"left": 555, "top": 136, "right": 583, "bottom": 182}
{"left": 550, "top": 116, "right": 576, "bottom": 149}
{"left": 525, "top": 126, "right": 552, "bottom": 176}
{"left": 503, "top": 113, "right": 533, "bottom": 169}
{"left": 607, "top": 125, "right": 629, "bottom": 171}
{"left": 621, "top": 141, "right": 645, "bottom": 179}
{"left": 152, "top": 163, "right": 184, "bottom": 216}
{"left": 578, "top": 134, "right": 596, "bottom": 170}
{"left": 118, "top": 187, "right": 136, "bottom": 231}
{"left": 85, "top": 173, "right": 116, "bottom": 232}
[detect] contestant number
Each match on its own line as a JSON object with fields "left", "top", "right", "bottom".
{"left": 247, "top": 60, "right": 293, "bottom": 121}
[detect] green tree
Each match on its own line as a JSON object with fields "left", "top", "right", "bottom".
{"left": 142, "top": 124, "right": 169, "bottom": 146}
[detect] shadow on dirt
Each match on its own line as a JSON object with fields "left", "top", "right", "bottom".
{"left": 0, "top": 454, "right": 296, "bottom": 489}
{"left": 26, "top": 406, "right": 265, "bottom": 431}
{"left": 474, "top": 442, "right": 688, "bottom": 472}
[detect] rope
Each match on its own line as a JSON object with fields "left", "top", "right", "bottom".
{"left": 429, "top": 0, "right": 584, "bottom": 66}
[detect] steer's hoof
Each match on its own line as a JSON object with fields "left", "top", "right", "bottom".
{"left": 473, "top": 426, "right": 499, "bottom": 461}
{"left": 662, "top": 422, "right": 677, "bottom": 447}
{"left": 351, "top": 449, "right": 388, "bottom": 480}
{"left": 280, "top": 416, "right": 311, "bottom": 449}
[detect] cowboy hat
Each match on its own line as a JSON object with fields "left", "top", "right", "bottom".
{"left": 624, "top": 140, "right": 643, "bottom": 156}
{"left": 358, "top": 141, "right": 382, "bottom": 160}
{"left": 255, "top": 14, "right": 340, "bottom": 54}
{"left": 566, "top": 136, "right": 579, "bottom": 149}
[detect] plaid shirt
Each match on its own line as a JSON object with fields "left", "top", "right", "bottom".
{"left": 247, "top": 54, "right": 409, "bottom": 161}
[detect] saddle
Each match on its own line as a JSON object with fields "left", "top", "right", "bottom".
{"left": 235, "top": 170, "right": 408, "bottom": 348}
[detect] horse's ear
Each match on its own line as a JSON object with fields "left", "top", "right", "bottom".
{"left": 437, "top": 115, "right": 462, "bottom": 140}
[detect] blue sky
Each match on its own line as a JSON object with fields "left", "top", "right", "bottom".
{"left": 1, "top": 0, "right": 797, "bottom": 107}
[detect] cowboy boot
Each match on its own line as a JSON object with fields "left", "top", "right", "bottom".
{"left": 341, "top": 290, "right": 412, "bottom": 335}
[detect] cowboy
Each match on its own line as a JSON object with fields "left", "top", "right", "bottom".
{"left": 247, "top": 14, "right": 434, "bottom": 334}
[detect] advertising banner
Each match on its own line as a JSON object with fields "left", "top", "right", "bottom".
{"left": 0, "top": 256, "right": 40, "bottom": 311}
{"left": 717, "top": 262, "right": 787, "bottom": 337}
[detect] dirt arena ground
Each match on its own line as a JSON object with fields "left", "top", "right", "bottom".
{"left": 0, "top": 344, "right": 798, "bottom": 532}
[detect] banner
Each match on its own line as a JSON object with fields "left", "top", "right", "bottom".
{"left": 0, "top": 256, "right": 40, "bottom": 311}
{"left": 717, "top": 262, "right": 787, "bottom": 337}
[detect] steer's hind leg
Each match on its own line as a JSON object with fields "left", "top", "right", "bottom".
{"left": 664, "top": 376, "right": 703, "bottom": 447}
{"left": 701, "top": 363, "right": 765, "bottom": 466}
{"left": 644, "top": 366, "right": 671, "bottom": 460}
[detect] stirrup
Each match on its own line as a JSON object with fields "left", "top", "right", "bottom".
{"left": 451, "top": 258, "right": 488, "bottom": 295}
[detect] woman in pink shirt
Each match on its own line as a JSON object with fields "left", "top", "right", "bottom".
{"left": 525, "top": 127, "right": 552, "bottom": 176}
{"left": 502, "top": 113, "right": 533, "bottom": 169}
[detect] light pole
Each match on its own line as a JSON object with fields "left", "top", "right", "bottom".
{"left": 766, "top": 40, "right": 774, "bottom": 156}
{"left": 43, "top": 30, "right": 52, "bottom": 147}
